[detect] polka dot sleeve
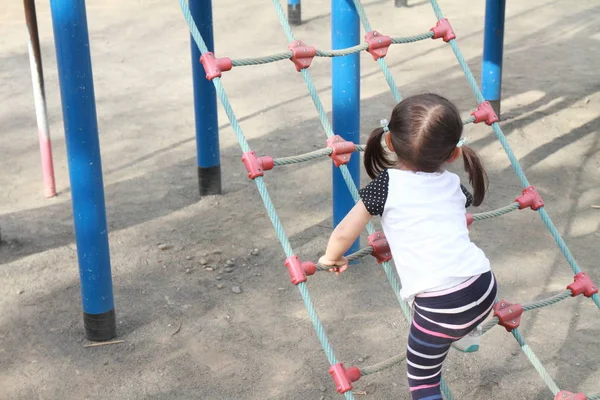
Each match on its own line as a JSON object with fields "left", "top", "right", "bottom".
{"left": 461, "top": 183, "right": 473, "bottom": 208}
{"left": 359, "top": 170, "right": 389, "bottom": 216}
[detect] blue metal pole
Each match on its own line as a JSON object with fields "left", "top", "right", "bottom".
{"left": 482, "top": 0, "right": 506, "bottom": 117}
{"left": 332, "top": 0, "right": 360, "bottom": 256}
{"left": 190, "top": 0, "right": 221, "bottom": 196}
{"left": 288, "top": 0, "right": 301, "bottom": 25}
{"left": 49, "top": 0, "right": 116, "bottom": 341}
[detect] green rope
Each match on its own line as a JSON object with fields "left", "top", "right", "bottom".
{"left": 182, "top": 0, "right": 600, "bottom": 396}
{"left": 511, "top": 328, "right": 561, "bottom": 395}
{"left": 230, "top": 33, "right": 433, "bottom": 66}
{"left": 269, "top": 4, "right": 418, "bottom": 398}
{"left": 346, "top": 4, "right": 454, "bottom": 397}
{"left": 392, "top": 32, "right": 435, "bottom": 44}
{"left": 273, "top": 145, "right": 365, "bottom": 166}
{"left": 523, "top": 290, "right": 572, "bottom": 311}
{"left": 588, "top": 394, "right": 600, "bottom": 400}
{"left": 426, "top": 0, "right": 600, "bottom": 312}
{"left": 351, "top": 0, "right": 402, "bottom": 103}
{"left": 360, "top": 351, "right": 407, "bottom": 376}
{"left": 178, "top": 3, "right": 352, "bottom": 399}
{"left": 298, "top": 282, "right": 339, "bottom": 365}
{"left": 350, "top": 0, "right": 372, "bottom": 32}
{"left": 254, "top": 178, "right": 294, "bottom": 256}
{"left": 537, "top": 207, "right": 600, "bottom": 308}
{"left": 462, "top": 115, "right": 476, "bottom": 125}
{"left": 274, "top": 148, "right": 333, "bottom": 166}
{"left": 232, "top": 52, "right": 292, "bottom": 67}
{"left": 377, "top": 57, "right": 401, "bottom": 102}
{"left": 428, "top": 0, "right": 444, "bottom": 21}
{"left": 472, "top": 202, "right": 520, "bottom": 221}
{"left": 316, "top": 246, "right": 374, "bottom": 272}
{"left": 316, "top": 44, "right": 368, "bottom": 57}
{"left": 480, "top": 317, "right": 499, "bottom": 335}
{"left": 481, "top": 290, "right": 573, "bottom": 335}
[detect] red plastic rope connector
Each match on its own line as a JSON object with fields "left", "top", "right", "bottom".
{"left": 515, "top": 186, "right": 544, "bottom": 211}
{"left": 555, "top": 391, "right": 587, "bottom": 400}
{"left": 326, "top": 135, "right": 356, "bottom": 167}
{"left": 471, "top": 101, "right": 499, "bottom": 126}
{"left": 493, "top": 300, "right": 523, "bottom": 332}
{"left": 328, "top": 363, "right": 361, "bottom": 394}
{"left": 567, "top": 272, "right": 598, "bottom": 298}
{"left": 368, "top": 231, "right": 392, "bottom": 264}
{"left": 199, "top": 52, "right": 233, "bottom": 80}
{"left": 430, "top": 18, "right": 456, "bottom": 42}
{"left": 288, "top": 40, "right": 317, "bottom": 71}
{"left": 284, "top": 255, "right": 316, "bottom": 285}
{"left": 365, "top": 31, "right": 392, "bottom": 61}
{"left": 466, "top": 213, "right": 474, "bottom": 227}
{"left": 241, "top": 151, "right": 274, "bottom": 180}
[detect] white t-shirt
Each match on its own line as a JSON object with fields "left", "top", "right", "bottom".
{"left": 359, "top": 168, "right": 491, "bottom": 301}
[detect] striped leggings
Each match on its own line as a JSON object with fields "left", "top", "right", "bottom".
{"left": 407, "top": 271, "right": 497, "bottom": 400}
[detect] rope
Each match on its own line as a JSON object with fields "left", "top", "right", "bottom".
{"left": 511, "top": 328, "right": 561, "bottom": 395}
{"left": 462, "top": 115, "right": 476, "bottom": 125}
{"left": 377, "top": 57, "right": 401, "bottom": 102}
{"left": 178, "top": 3, "right": 351, "bottom": 399}
{"left": 230, "top": 33, "right": 433, "bottom": 67}
{"left": 317, "top": 44, "right": 367, "bottom": 58}
{"left": 315, "top": 200, "right": 524, "bottom": 271}
{"left": 538, "top": 208, "right": 600, "bottom": 309}
{"left": 426, "top": 0, "right": 598, "bottom": 392}
{"left": 430, "top": 0, "right": 600, "bottom": 299}
{"left": 523, "top": 290, "right": 572, "bottom": 311}
{"left": 269, "top": 3, "right": 417, "bottom": 397}
{"left": 360, "top": 351, "right": 407, "bottom": 376}
{"left": 342, "top": 1, "right": 456, "bottom": 397}
{"left": 274, "top": 148, "right": 333, "bottom": 166}
{"left": 232, "top": 52, "right": 292, "bottom": 67}
{"left": 179, "top": 0, "right": 599, "bottom": 396}
{"left": 481, "top": 290, "right": 573, "bottom": 335}
{"left": 351, "top": 0, "right": 401, "bottom": 103}
{"left": 472, "top": 202, "right": 520, "bottom": 221}
{"left": 273, "top": 145, "right": 365, "bottom": 166}
{"left": 392, "top": 32, "right": 435, "bottom": 44}
{"left": 316, "top": 246, "right": 374, "bottom": 272}
{"left": 427, "top": 0, "right": 599, "bottom": 313}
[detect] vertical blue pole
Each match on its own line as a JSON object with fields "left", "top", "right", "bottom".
{"left": 190, "top": 0, "right": 221, "bottom": 196}
{"left": 482, "top": 0, "right": 506, "bottom": 117}
{"left": 288, "top": 0, "right": 301, "bottom": 25}
{"left": 49, "top": 0, "right": 116, "bottom": 341}
{"left": 332, "top": 0, "right": 360, "bottom": 256}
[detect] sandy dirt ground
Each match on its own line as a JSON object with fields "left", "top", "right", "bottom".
{"left": 1, "top": 0, "right": 599, "bottom": 399}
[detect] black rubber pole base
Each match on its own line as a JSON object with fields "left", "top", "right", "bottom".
{"left": 288, "top": 3, "right": 301, "bottom": 26}
{"left": 395, "top": 0, "right": 408, "bottom": 7}
{"left": 198, "top": 165, "right": 222, "bottom": 196}
{"left": 488, "top": 99, "right": 501, "bottom": 120}
{"left": 84, "top": 309, "right": 117, "bottom": 341}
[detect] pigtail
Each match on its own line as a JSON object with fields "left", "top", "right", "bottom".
{"left": 364, "top": 127, "right": 394, "bottom": 179}
{"left": 461, "top": 145, "right": 488, "bottom": 206}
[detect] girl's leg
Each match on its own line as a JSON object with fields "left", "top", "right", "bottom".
{"left": 406, "top": 321, "right": 452, "bottom": 400}
{"left": 406, "top": 272, "right": 498, "bottom": 400}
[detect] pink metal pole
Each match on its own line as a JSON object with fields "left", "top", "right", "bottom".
{"left": 24, "top": 0, "right": 57, "bottom": 198}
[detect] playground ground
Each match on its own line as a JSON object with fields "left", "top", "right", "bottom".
{"left": 1, "top": 0, "right": 600, "bottom": 399}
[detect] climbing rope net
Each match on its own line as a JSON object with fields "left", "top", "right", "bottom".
{"left": 177, "top": 0, "right": 600, "bottom": 398}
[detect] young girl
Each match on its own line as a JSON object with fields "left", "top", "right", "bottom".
{"left": 319, "top": 93, "right": 497, "bottom": 400}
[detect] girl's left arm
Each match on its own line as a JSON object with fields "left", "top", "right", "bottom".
{"left": 319, "top": 200, "right": 373, "bottom": 273}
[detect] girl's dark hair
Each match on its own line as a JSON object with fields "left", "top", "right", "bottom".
{"left": 364, "top": 93, "right": 488, "bottom": 206}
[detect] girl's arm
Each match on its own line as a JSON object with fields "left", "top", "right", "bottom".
{"left": 319, "top": 200, "right": 373, "bottom": 274}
